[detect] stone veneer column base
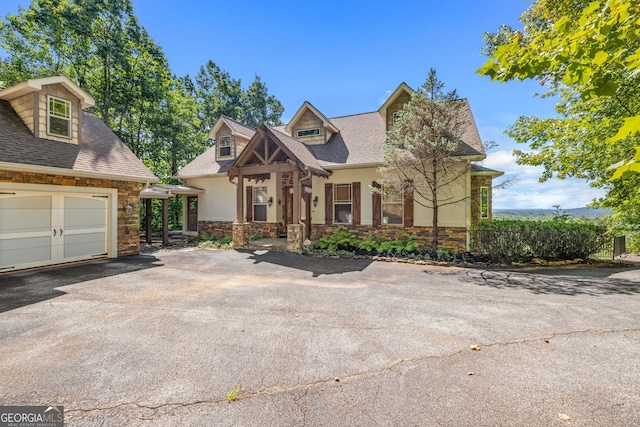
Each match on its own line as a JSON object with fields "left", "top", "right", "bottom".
{"left": 287, "top": 224, "right": 304, "bottom": 253}
{"left": 232, "top": 222, "right": 252, "bottom": 249}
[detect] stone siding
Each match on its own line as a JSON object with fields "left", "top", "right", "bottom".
{"left": 199, "top": 221, "right": 234, "bottom": 239}
{"left": 471, "top": 175, "right": 493, "bottom": 226}
{"left": 0, "top": 170, "right": 141, "bottom": 256}
{"left": 200, "top": 220, "right": 281, "bottom": 240}
{"left": 311, "top": 224, "right": 468, "bottom": 253}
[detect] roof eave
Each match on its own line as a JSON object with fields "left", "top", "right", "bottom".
{"left": 0, "top": 76, "right": 95, "bottom": 109}
{"left": 0, "top": 161, "right": 158, "bottom": 183}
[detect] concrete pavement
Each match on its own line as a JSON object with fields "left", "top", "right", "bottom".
{"left": 1, "top": 249, "right": 639, "bottom": 426}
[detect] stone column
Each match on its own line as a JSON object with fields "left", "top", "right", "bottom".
{"left": 233, "top": 222, "right": 251, "bottom": 249}
{"left": 287, "top": 223, "right": 304, "bottom": 252}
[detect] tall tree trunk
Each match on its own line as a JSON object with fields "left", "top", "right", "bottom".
{"left": 431, "top": 161, "right": 439, "bottom": 250}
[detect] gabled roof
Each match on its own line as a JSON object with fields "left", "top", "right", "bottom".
{"left": 174, "top": 145, "right": 233, "bottom": 178}
{"left": 284, "top": 101, "right": 339, "bottom": 135}
{"left": 208, "top": 115, "right": 256, "bottom": 140}
{"left": 177, "top": 83, "right": 492, "bottom": 178}
{"left": 0, "top": 100, "right": 156, "bottom": 182}
{"left": 0, "top": 75, "right": 95, "bottom": 109}
{"left": 230, "top": 124, "right": 329, "bottom": 179}
{"left": 378, "top": 82, "right": 413, "bottom": 117}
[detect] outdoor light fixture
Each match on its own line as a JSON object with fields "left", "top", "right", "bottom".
{"left": 125, "top": 202, "right": 133, "bottom": 215}
{"left": 277, "top": 198, "right": 282, "bottom": 206}
{"left": 313, "top": 196, "right": 318, "bottom": 207}
{"left": 268, "top": 197, "right": 273, "bottom": 207}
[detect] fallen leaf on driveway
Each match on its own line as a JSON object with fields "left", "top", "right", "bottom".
{"left": 558, "top": 413, "right": 571, "bottom": 421}
{"left": 467, "top": 371, "right": 474, "bottom": 376}
{"left": 470, "top": 344, "right": 481, "bottom": 351}
{"left": 544, "top": 338, "right": 550, "bottom": 343}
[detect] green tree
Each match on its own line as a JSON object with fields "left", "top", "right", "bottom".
{"left": 194, "top": 60, "right": 284, "bottom": 132}
{"left": 242, "top": 75, "right": 284, "bottom": 127}
{"left": 478, "top": 0, "right": 640, "bottom": 229}
{"left": 379, "top": 69, "right": 470, "bottom": 250}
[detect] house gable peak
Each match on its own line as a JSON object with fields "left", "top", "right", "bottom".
{"left": 0, "top": 75, "right": 95, "bottom": 109}
{"left": 284, "top": 101, "right": 339, "bottom": 145}
{"left": 378, "top": 82, "right": 414, "bottom": 131}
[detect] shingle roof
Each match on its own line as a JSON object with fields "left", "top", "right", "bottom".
{"left": 471, "top": 163, "right": 504, "bottom": 176}
{"left": 174, "top": 144, "right": 234, "bottom": 178}
{"left": 0, "top": 100, "right": 156, "bottom": 181}
{"left": 266, "top": 126, "right": 326, "bottom": 172}
{"left": 178, "top": 95, "right": 487, "bottom": 176}
{"left": 221, "top": 115, "right": 256, "bottom": 139}
{"left": 309, "top": 112, "right": 386, "bottom": 167}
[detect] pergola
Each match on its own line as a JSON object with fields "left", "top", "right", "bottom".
{"left": 139, "top": 184, "right": 204, "bottom": 245}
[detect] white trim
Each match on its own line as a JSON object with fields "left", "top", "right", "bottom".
{"left": 217, "top": 135, "right": 233, "bottom": 159}
{"left": 0, "top": 75, "right": 95, "bottom": 109}
{"left": 47, "top": 95, "right": 72, "bottom": 139}
{"left": 0, "top": 161, "right": 158, "bottom": 183}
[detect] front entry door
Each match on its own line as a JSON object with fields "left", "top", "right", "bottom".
{"left": 187, "top": 196, "right": 198, "bottom": 232}
{"left": 284, "top": 187, "right": 311, "bottom": 239}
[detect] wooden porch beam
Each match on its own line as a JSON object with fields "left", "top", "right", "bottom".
{"left": 236, "top": 162, "right": 295, "bottom": 176}
{"left": 266, "top": 146, "right": 282, "bottom": 164}
{"left": 162, "top": 198, "right": 169, "bottom": 245}
{"left": 235, "top": 171, "right": 244, "bottom": 223}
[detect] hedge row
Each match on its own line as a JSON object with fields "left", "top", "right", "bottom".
{"left": 471, "top": 220, "right": 608, "bottom": 263}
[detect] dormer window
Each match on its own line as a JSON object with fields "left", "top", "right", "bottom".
{"left": 297, "top": 128, "right": 320, "bottom": 138}
{"left": 48, "top": 96, "right": 71, "bottom": 138}
{"left": 218, "top": 135, "right": 232, "bottom": 158}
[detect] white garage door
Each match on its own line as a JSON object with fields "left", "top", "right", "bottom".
{"left": 0, "top": 190, "right": 110, "bottom": 272}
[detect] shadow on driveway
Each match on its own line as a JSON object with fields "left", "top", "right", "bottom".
{"left": 461, "top": 265, "right": 640, "bottom": 296}
{"left": 0, "top": 255, "right": 161, "bottom": 313}
{"left": 240, "top": 250, "right": 372, "bottom": 277}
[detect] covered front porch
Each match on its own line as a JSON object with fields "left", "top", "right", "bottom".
{"left": 228, "top": 125, "right": 330, "bottom": 252}
{"left": 139, "top": 183, "right": 204, "bottom": 245}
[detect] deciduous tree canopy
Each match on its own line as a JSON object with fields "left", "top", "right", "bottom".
{"left": 478, "top": 0, "right": 640, "bottom": 225}
{"left": 0, "top": 0, "right": 284, "bottom": 231}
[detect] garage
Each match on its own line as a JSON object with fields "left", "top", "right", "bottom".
{"left": 0, "top": 186, "right": 117, "bottom": 272}
{"left": 0, "top": 75, "right": 157, "bottom": 272}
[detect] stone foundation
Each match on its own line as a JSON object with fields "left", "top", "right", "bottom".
{"left": 311, "top": 224, "right": 468, "bottom": 253}
{"left": 198, "top": 221, "right": 234, "bottom": 240}
{"left": 200, "top": 221, "right": 282, "bottom": 240}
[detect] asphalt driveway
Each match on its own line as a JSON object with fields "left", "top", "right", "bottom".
{"left": 1, "top": 249, "right": 639, "bottom": 426}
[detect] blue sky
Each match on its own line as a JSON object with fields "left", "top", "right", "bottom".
{"left": 0, "top": 0, "right": 607, "bottom": 209}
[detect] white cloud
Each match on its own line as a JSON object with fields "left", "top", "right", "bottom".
{"left": 482, "top": 150, "right": 607, "bottom": 209}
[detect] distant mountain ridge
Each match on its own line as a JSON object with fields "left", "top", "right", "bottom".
{"left": 494, "top": 207, "right": 612, "bottom": 220}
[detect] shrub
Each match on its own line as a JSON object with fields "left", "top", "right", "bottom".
{"left": 472, "top": 220, "right": 608, "bottom": 263}
{"left": 314, "top": 228, "right": 358, "bottom": 253}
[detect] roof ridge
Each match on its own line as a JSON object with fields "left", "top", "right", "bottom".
{"left": 328, "top": 110, "right": 378, "bottom": 120}
{"left": 221, "top": 115, "right": 254, "bottom": 130}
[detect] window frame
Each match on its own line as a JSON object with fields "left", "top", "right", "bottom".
{"left": 47, "top": 96, "right": 71, "bottom": 139}
{"left": 217, "top": 135, "right": 232, "bottom": 158}
{"left": 480, "top": 186, "right": 489, "bottom": 219}
{"left": 382, "top": 191, "right": 403, "bottom": 225}
{"left": 253, "top": 186, "right": 268, "bottom": 222}
{"left": 297, "top": 128, "right": 321, "bottom": 138}
{"left": 333, "top": 183, "right": 352, "bottom": 224}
